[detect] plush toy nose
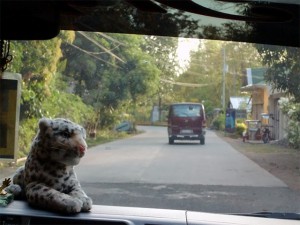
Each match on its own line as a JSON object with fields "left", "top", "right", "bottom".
{"left": 79, "top": 145, "right": 86, "bottom": 153}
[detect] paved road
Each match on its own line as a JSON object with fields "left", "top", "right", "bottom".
{"left": 77, "top": 126, "right": 285, "bottom": 187}
{"left": 1, "top": 126, "right": 298, "bottom": 213}
{"left": 75, "top": 126, "right": 300, "bottom": 213}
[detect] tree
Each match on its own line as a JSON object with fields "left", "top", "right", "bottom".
{"left": 278, "top": 97, "right": 300, "bottom": 149}
{"left": 7, "top": 31, "right": 96, "bottom": 157}
{"left": 255, "top": 44, "right": 300, "bottom": 148}
{"left": 61, "top": 32, "right": 161, "bottom": 128}
{"left": 174, "top": 40, "right": 262, "bottom": 115}
{"left": 8, "top": 37, "right": 63, "bottom": 119}
{"left": 255, "top": 45, "right": 300, "bottom": 102}
{"left": 143, "top": 35, "right": 180, "bottom": 120}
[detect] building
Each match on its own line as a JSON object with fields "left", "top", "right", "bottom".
{"left": 241, "top": 68, "right": 288, "bottom": 140}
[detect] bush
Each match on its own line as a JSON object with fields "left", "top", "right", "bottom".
{"left": 17, "top": 91, "right": 97, "bottom": 159}
{"left": 279, "top": 98, "right": 300, "bottom": 149}
{"left": 18, "top": 118, "right": 39, "bottom": 158}
{"left": 287, "top": 120, "right": 300, "bottom": 149}
{"left": 211, "top": 114, "right": 225, "bottom": 130}
{"left": 236, "top": 122, "right": 247, "bottom": 136}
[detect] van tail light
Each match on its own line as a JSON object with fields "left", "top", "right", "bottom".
{"left": 202, "top": 120, "right": 207, "bottom": 128}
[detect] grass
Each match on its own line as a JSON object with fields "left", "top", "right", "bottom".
{"left": 86, "top": 130, "right": 133, "bottom": 147}
{"left": 0, "top": 129, "right": 142, "bottom": 170}
{"left": 216, "top": 130, "right": 298, "bottom": 154}
{"left": 136, "top": 121, "right": 167, "bottom": 126}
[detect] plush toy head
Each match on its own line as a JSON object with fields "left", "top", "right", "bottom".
{"left": 34, "top": 118, "right": 88, "bottom": 165}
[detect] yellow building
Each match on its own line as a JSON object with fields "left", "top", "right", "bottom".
{"left": 241, "top": 68, "right": 288, "bottom": 140}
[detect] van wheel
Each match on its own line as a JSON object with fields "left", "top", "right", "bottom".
{"left": 200, "top": 138, "right": 205, "bottom": 145}
{"left": 169, "top": 137, "right": 174, "bottom": 144}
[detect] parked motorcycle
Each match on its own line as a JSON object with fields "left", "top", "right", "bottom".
{"left": 262, "top": 126, "right": 271, "bottom": 143}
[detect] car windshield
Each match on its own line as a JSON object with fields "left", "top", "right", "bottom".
{"left": 1, "top": 33, "right": 299, "bottom": 215}
{"left": 172, "top": 105, "right": 201, "bottom": 117}
{"left": 0, "top": 9, "right": 299, "bottom": 216}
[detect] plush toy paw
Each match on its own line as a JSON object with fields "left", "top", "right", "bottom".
{"left": 64, "top": 198, "right": 83, "bottom": 214}
{"left": 81, "top": 196, "right": 93, "bottom": 212}
{"left": 5, "top": 184, "right": 22, "bottom": 196}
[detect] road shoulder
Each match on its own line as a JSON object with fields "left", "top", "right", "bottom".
{"left": 215, "top": 131, "right": 300, "bottom": 191}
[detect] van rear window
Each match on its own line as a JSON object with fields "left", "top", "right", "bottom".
{"left": 171, "top": 105, "right": 201, "bottom": 117}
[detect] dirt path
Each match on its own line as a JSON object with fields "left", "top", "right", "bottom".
{"left": 216, "top": 131, "right": 300, "bottom": 191}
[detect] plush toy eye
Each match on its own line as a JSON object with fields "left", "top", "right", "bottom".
{"left": 60, "top": 130, "right": 71, "bottom": 138}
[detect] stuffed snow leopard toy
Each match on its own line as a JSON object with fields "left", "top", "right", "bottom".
{"left": 6, "top": 118, "right": 92, "bottom": 214}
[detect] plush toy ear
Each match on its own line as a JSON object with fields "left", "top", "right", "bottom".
{"left": 38, "top": 118, "right": 51, "bottom": 135}
{"left": 81, "top": 127, "right": 87, "bottom": 139}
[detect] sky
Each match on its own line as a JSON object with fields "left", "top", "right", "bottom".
{"left": 176, "top": 37, "right": 200, "bottom": 73}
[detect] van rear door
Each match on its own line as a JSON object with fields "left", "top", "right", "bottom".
{"left": 171, "top": 104, "right": 202, "bottom": 129}
{"left": 168, "top": 103, "right": 206, "bottom": 144}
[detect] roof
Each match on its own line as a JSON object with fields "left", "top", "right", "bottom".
{"left": 246, "top": 68, "right": 267, "bottom": 85}
{"left": 241, "top": 68, "right": 268, "bottom": 91}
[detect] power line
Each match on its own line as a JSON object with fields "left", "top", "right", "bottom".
{"left": 77, "top": 31, "right": 126, "bottom": 63}
{"left": 160, "top": 78, "right": 212, "bottom": 87}
{"left": 66, "top": 42, "right": 121, "bottom": 68}
{"left": 84, "top": 44, "right": 122, "bottom": 55}
{"left": 96, "top": 32, "right": 126, "bottom": 46}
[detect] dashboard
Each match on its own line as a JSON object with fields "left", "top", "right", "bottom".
{"left": 0, "top": 200, "right": 299, "bottom": 225}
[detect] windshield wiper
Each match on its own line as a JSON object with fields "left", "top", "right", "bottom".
{"left": 231, "top": 212, "right": 300, "bottom": 220}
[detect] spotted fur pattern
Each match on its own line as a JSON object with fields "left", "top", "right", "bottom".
{"left": 6, "top": 118, "right": 92, "bottom": 214}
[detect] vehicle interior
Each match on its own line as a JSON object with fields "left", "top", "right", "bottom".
{"left": 1, "top": 0, "right": 300, "bottom": 225}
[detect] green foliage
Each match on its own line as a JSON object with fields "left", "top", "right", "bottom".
{"left": 18, "top": 74, "right": 97, "bottom": 158}
{"left": 18, "top": 118, "right": 39, "bottom": 158}
{"left": 87, "top": 129, "right": 129, "bottom": 148}
{"left": 175, "top": 40, "right": 262, "bottom": 108}
{"left": 61, "top": 32, "right": 161, "bottom": 128}
{"left": 211, "top": 114, "right": 225, "bottom": 130}
{"left": 59, "top": 31, "right": 76, "bottom": 44}
{"left": 8, "top": 33, "right": 269, "bottom": 159}
{"left": 135, "top": 104, "right": 152, "bottom": 123}
{"left": 278, "top": 98, "right": 300, "bottom": 149}
{"left": 42, "top": 71, "right": 97, "bottom": 132}
{"left": 9, "top": 38, "right": 64, "bottom": 119}
{"left": 143, "top": 36, "right": 179, "bottom": 104}
{"left": 256, "top": 45, "right": 300, "bottom": 103}
{"left": 41, "top": 90, "right": 95, "bottom": 124}
{"left": 286, "top": 120, "right": 300, "bottom": 149}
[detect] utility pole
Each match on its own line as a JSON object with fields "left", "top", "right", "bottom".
{"left": 222, "top": 47, "right": 226, "bottom": 109}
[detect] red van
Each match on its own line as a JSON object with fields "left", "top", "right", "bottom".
{"left": 167, "top": 103, "right": 206, "bottom": 145}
